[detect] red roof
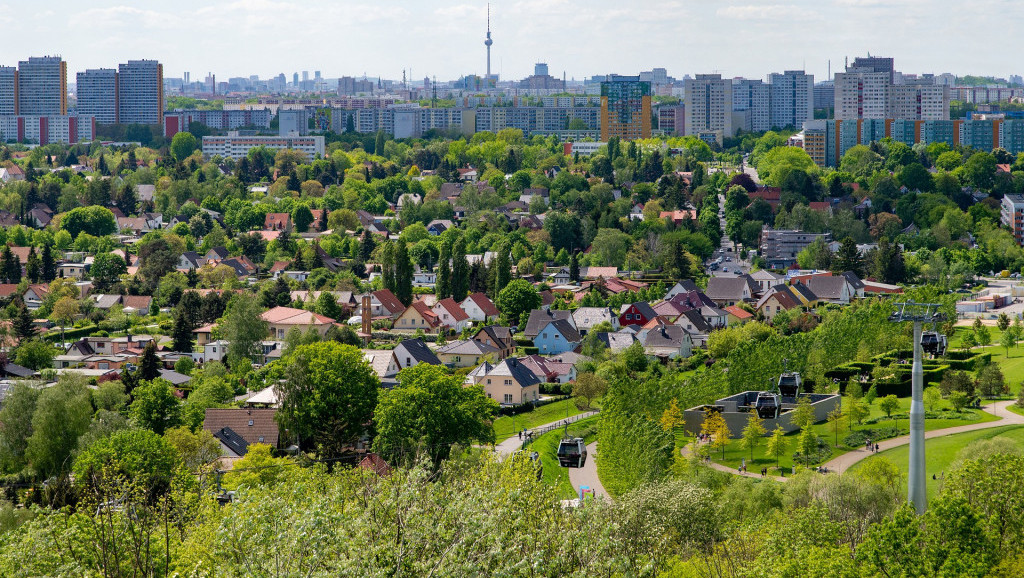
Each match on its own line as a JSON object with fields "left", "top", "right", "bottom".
{"left": 261, "top": 306, "right": 335, "bottom": 325}
{"left": 724, "top": 305, "right": 753, "bottom": 320}
{"left": 264, "top": 213, "right": 290, "bottom": 230}
{"left": 464, "top": 292, "right": 500, "bottom": 317}
{"left": 406, "top": 301, "right": 440, "bottom": 327}
{"left": 808, "top": 202, "right": 831, "bottom": 212}
{"left": 435, "top": 297, "right": 469, "bottom": 322}
{"left": 373, "top": 289, "right": 405, "bottom": 315}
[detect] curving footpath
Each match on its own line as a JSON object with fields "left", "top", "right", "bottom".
{"left": 493, "top": 411, "right": 599, "bottom": 456}
{"left": 568, "top": 442, "right": 610, "bottom": 500}
{"left": 685, "top": 400, "right": 1024, "bottom": 481}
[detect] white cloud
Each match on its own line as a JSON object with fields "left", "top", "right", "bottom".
{"left": 716, "top": 4, "right": 817, "bottom": 20}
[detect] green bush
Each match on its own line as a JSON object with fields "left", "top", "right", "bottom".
{"left": 842, "top": 426, "right": 901, "bottom": 448}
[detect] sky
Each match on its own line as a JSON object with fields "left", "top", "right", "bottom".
{"left": 0, "top": 0, "right": 1020, "bottom": 84}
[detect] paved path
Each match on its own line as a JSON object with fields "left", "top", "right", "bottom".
{"left": 822, "top": 399, "right": 1024, "bottom": 473}
{"left": 568, "top": 442, "right": 610, "bottom": 500}
{"left": 493, "top": 411, "right": 598, "bottom": 456}
{"left": 687, "top": 400, "right": 1024, "bottom": 481}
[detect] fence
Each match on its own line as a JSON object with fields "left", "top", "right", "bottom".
{"left": 525, "top": 410, "right": 599, "bottom": 439}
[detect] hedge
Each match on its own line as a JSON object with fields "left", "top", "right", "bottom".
{"left": 496, "top": 395, "right": 570, "bottom": 417}
{"left": 43, "top": 323, "right": 98, "bottom": 343}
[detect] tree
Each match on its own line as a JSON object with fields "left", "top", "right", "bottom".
{"left": 0, "top": 246, "right": 19, "bottom": 284}
{"left": 569, "top": 251, "right": 580, "bottom": 282}
{"left": 826, "top": 407, "right": 845, "bottom": 447}
{"left": 740, "top": 413, "right": 766, "bottom": 460}
{"left": 49, "top": 296, "right": 79, "bottom": 345}
{"left": 61, "top": 206, "right": 117, "bottom": 238}
{"left": 0, "top": 384, "right": 40, "bottom": 472}
{"left": 170, "top": 132, "right": 198, "bottom": 163}
{"left": 436, "top": 237, "right": 452, "bottom": 299}
{"left": 451, "top": 236, "right": 469, "bottom": 302}
{"left": 659, "top": 398, "right": 683, "bottom": 432}
{"left": 292, "top": 203, "right": 314, "bottom": 233}
{"left": 223, "top": 297, "right": 267, "bottom": 367}
{"left": 573, "top": 373, "right": 608, "bottom": 410}
{"left": 845, "top": 393, "right": 869, "bottom": 428}
{"left": 941, "top": 369, "right": 975, "bottom": 396}
{"left": 961, "top": 331, "right": 978, "bottom": 352}
{"left": 139, "top": 341, "right": 162, "bottom": 382}
{"left": 492, "top": 243, "right": 512, "bottom": 297}
{"left": 374, "top": 364, "right": 497, "bottom": 466}
{"left": 222, "top": 443, "right": 291, "bottom": 489}
{"left": 276, "top": 342, "right": 379, "bottom": 456}
{"left": 25, "top": 246, "right": 39, "bottom": 283}
{"left": 90, "top": 252, "right": 127, "bottom": 288}
{"left": 495, "top": 279, "right": 541, "bottom": 328}
{"left": 1003, "top": 328, "right": 1017, "bottom": 357}
{"left": 766, "top": 425, "right": 787, "bottom": 469}
{"left": 171, "top": 308, "right": 194, "bottom": 353}
{"left": 791, "top": 397, "right": 816, "bottom": 429}
{"left": 14, "top": 340, "right": 57, "bottom": 371}
{"left": 163, "top": 426, "right": 221, "bottom": 471}
{"left": 73, "top": 429, "right": 178, "bottom": 498}
{"left": 700, "top": 409, "right": 730, "bottom": 460}
{"left": 976, "top": 325, "right": 992, "bottom": 348}
{"left": 26, "top": 378, "right": 93, "bottom": 477}
{"left": 831, "top": 236, "right": 863, "bottom": 276}
{"left": 949, "top": 390, "right": 969, "bottom": 412}
{"left": 998, "top": 313, "right": 1011, "bottom": 332}
{"left": 129, "top": 378, "right": 182, "bottom": 435}
{"left": 879, "top": 394, "right": 900, "bottom": 419}
{"left": 41, "top": 243, "right": 55, "bottom": 281}
{"left": 924, "top": 386, "right": 943, "bottom": 412}
{"left": 977, "top": 363, "right": 1007, "bottom": 398}
{"left": 13, "top": 303, "right": 34, "bottom": 342}
{"left": 394, "top": 240, "right": 413, "bottom": 306}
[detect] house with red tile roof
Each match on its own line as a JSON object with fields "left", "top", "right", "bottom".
{"left": 724, "top": 305, "right": 754, "bottom": 325}
{"left": 393, "top": 301, "right": 441, "bottom": 333}
{"left": 432, "top": 297, "right": 470, "bottom": 332}
{"left": 264, "top": 213, "right": 291, "bottom": 232}
{"left": 460, "top": 292, "right": 500, "bottom": 323}
{"left": 261, "top": 306, "right": 335, "bottom": 339}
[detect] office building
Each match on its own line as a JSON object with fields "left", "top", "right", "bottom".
{"left": 768, "top": 70, "right": 813, "bottom": 129}
{"left": 0, "top": 67, "right": 17, "bottom": 116}
{"left": 599, "top": 76, "right": 652, "bottom": 141}
{"left": 117, "top": 60, "right": 163, "bottom": 125}
{"left": 760, "top": 227, "right": 831, "bottom": 268}
{"left": 17, "top": 56, "right": 66, "bottom": 116}
{"left": 1002, "top": 194, "right": 1024, "bottom": 245}
{"left": 76, "top": 68, "right": 118, "bottom": 124}
{"left": 201, "top": 134, "right": 324, "bottom": 160}
{"left": 684, "top": 74, "right": 732, "bottom": 142}
{"left": 731, "top": 79, "right": 769, "bottom": 133}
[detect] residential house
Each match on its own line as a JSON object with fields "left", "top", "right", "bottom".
{"left": 534, "top": 319, "right": 582, "bottom": 355}
{"left": 23, "top": 284, "right": 49, "bottom": 309}
{"left": 393, "top": 301, "right": 441, "bottom": 333}
{"left": 704, "top": 276, "right": 756, "bottom": 307}
{"left": 191, "top": 340, "right": 229, "bottom": 364}
{"left": 432, "top": 298, "right": 470, "bottom": 333}
{"left": 519, "top": 354, "right": 577, "bottom": 385}
{"left": 802, "top": 276, "right": 852, "bottom": 304}
{"left": 27, "top": 203, "right": 53, "bottom": 228}
{"left": 472, "top": 357, "right": 541, "bottom": 406}
{"left": 581, "top": 267, "right": 618, "bottom": 280}
{"left": 193, "top": 324, "right": 216, "bottom": 347}
{"left": 264, "top": 213, "right": 292, "bottom": 232}
{"left": 522, "top": 308, "right": 575, "bottom": 340}
{"left": 673, "top": 309, "right": 714, "bottom": 348}
{"left": 177, "top": 251, "right": 203, "bottom": 271}
{"left": 749, "top": 270, "right": 784, "bottom": 294}
{"left": 204, "top": 246, "right": 230, "bottom": 261}
{"left": 386, "top": 338, "right": 442, "bottom": 377}
{"left": 640, "top": 323, "right": 693, "bottom": 359}
{"left": 412, "top": 267, "right": 437, "bottom": 288}
{"left": 618, "top": 302, "right": 657, "bottom": 328}
{"left": 261, "top": 306, "right": 335, "bottom": 340}
{"left": 472, "top": 325, "right": 515, "bottom": 359}
{"left": 724, "top": 305, "right": 754, "bottom": 325}
{"left": 840, "top": 271, "right": 866, "bottom": 299}
{"left": 357, "top": 289, "right": 406, "bottom": 320}
{"left": 548, "top": 268, "right": 571, "bottom": 285}
{"left": 652, "top": 299, "right": 687, "bottom": 320}
{"left": 426, "top": 219, "right": 456, "bottom": 235}
{"left": 572, "top": 307, "right": 619, "bottom": 335}
{"left": 203, "top": 408, "right": 280, "bottom": 459}
{"left": 436, "top": 339, "right": 499, "bottom": 368}
{"left": 460, "top": 292, "right": 500, "bottom": 324}
{"left": 593, "top": 331, "right": 638, "bottom": 353}
{"left": 755, "top": 287, "right": 803, "bottom": 322}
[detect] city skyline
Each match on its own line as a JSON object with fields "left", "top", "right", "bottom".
{"left": 2, "top": 0, "right": 1020, "bottom": 84}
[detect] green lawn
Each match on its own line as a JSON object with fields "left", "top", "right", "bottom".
{"left": 849, "top": 425, "right": 1024, "bottom": 500}
{"left": 706, "top": 396, "right": 996, "bottom": 473}
{"left": 949, "top": 326, "right": 1024, "bottom": 391}
{"left": 493, "top": 398, "right": 595, "bottom": 441}
{"left": 527, "top": 416, "right": 600, "bottom": 499}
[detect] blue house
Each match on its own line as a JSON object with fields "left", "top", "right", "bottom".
{"left": 534, "top": 319, "right": 582, "bottom": 355}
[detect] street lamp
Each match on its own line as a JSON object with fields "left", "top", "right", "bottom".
{"left": 888, "top": 301, "right": 946, "bottom": 515}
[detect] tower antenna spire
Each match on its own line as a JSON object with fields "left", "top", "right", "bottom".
{"left": 484, "top": 3, "right": 493, "bottom": 81}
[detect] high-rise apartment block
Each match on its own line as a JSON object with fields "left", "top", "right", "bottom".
{"left": 1002, "top": 194, "right": 1024, "bottom": 245}
{"left": 117, "top": 60, "right": 163, "bottom": 125}
{"left": 0, "top": 67, "right": 16, "bottom": 116}
{"left": 834, "top": 67, "right": 890, "bottom": 120}
{"left": 599, "top": 76, "right": 651, "bottom": 141}
{"left": 834, "top": 57, "right": 948, "bottom": 121}
{"left": 891, "top": 78, "right": 949, "bottom": 121}
{"left": 732, "top": 79, "right": 769, "bottom": 132}
{"left": 768, "top": 70, "right": 814, "bottom": 129}
{"left": 684, "top": 74, "right": 732, "bottom": 143}
{"left": 76, "top": 68, "right": 118, "bottom": 124}
{"left": 16, "top": 56, "right": 66, "bottom": 116}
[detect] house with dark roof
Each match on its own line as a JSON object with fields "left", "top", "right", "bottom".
{"left": 802, "top": 276, "right": 852, "bottom": 304}
{"left": 386, "top": 338, "right": 442, "bottom": 377}
{"left": 571, "top": 307, "right": 619, "bottom": 335}
{"left": 203, "top": 408, "right": 280, "bottom": 458}
{"left": 471, "top": 357, "right": 541, "bottom": 406}
{"left": 664, "top": 280, "right": 701, "bottom": 300}
{"left": 518, "top": 354, "right": 577, "bottom": 384}
{"left": 534, "top": 318, "right": 582, "bottom": 355}
{"left": 618, "top": 302, "right": 657, "bottom": 328}
{"left": 755, "top": 287, "right": 803, "bottom": 322}
{"left": 704, "top": 276, "right": 757, "bottom": 307}
{"left": 436, "top": 339, "right": 499, "bottom": 368}
{"left": 640, "top": 323, "right": 693, "bottom": 359}
{"left": 593, "top": 331, "right": 638, "bottom": 353}
{"left": 472, "top": 325, "right": 515, "bottom": 359}
{"left": 522, "top": 308, "right": 575, "bottom": 339}
{"left": 840, "top": 271, "right": 866, "bottom": 299}
{"left": 177, "top": 251, "right": 203, "bottom": 271}
{"left": 673, "top": 309, "right": 714, "bottom": 348}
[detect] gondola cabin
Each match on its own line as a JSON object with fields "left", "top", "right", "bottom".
{"left": 754, "top": 392, "right": 781, "bottom": 419}
{"left": 777, "top": 372, "right": 802, "bottom": 399}
{"left": 557, "top": 438, "right": 588, "bottom": 468}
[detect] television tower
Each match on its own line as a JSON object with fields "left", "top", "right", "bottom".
{"left": 485, "top": 3, "right": 493, "bottom": 80}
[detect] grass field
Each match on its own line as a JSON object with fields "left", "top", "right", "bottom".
{"left": 493, "top": 398, "right": 594, "bottom": 441}
{"left": 949, "top": 326, "right": 1024, "bottom": 391}
{"left": 849, "top": 425, "right": 1024, "bottom": 500}
{"left": 527, "top": 415, "right": 600, "bottom": 499}
{"left": 707, "top": 395, "right": 997, "bottom": 472}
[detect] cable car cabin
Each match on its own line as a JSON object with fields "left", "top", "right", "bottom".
{"left": 557, "top": 438, "right": 588, "bottom": 468}
{"left": 777, "top": 372, "right": 802, "bottom": 399}
{"left": 921, "top": 332, "right": 947, "bottom": 356}
{"left": 755, "top": 392, "right": 781, "bottom": 419}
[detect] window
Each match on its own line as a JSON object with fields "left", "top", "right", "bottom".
{"left": 542, "top": 333, "right": 548, "bottom": 339}
{"left": 248, "top": 420, "right": 254, "bottom": 426}
{"left": 504, "top": 394, "right": 513, "bottom": 403}
{"left": 487, "top": 378, "right": 491, "bottom": 384}
{"left": 258, "top": 436, "right": 264, "bottom": 442}
{"left": 505, "top": 379, "right": 512, "bottom": 385}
